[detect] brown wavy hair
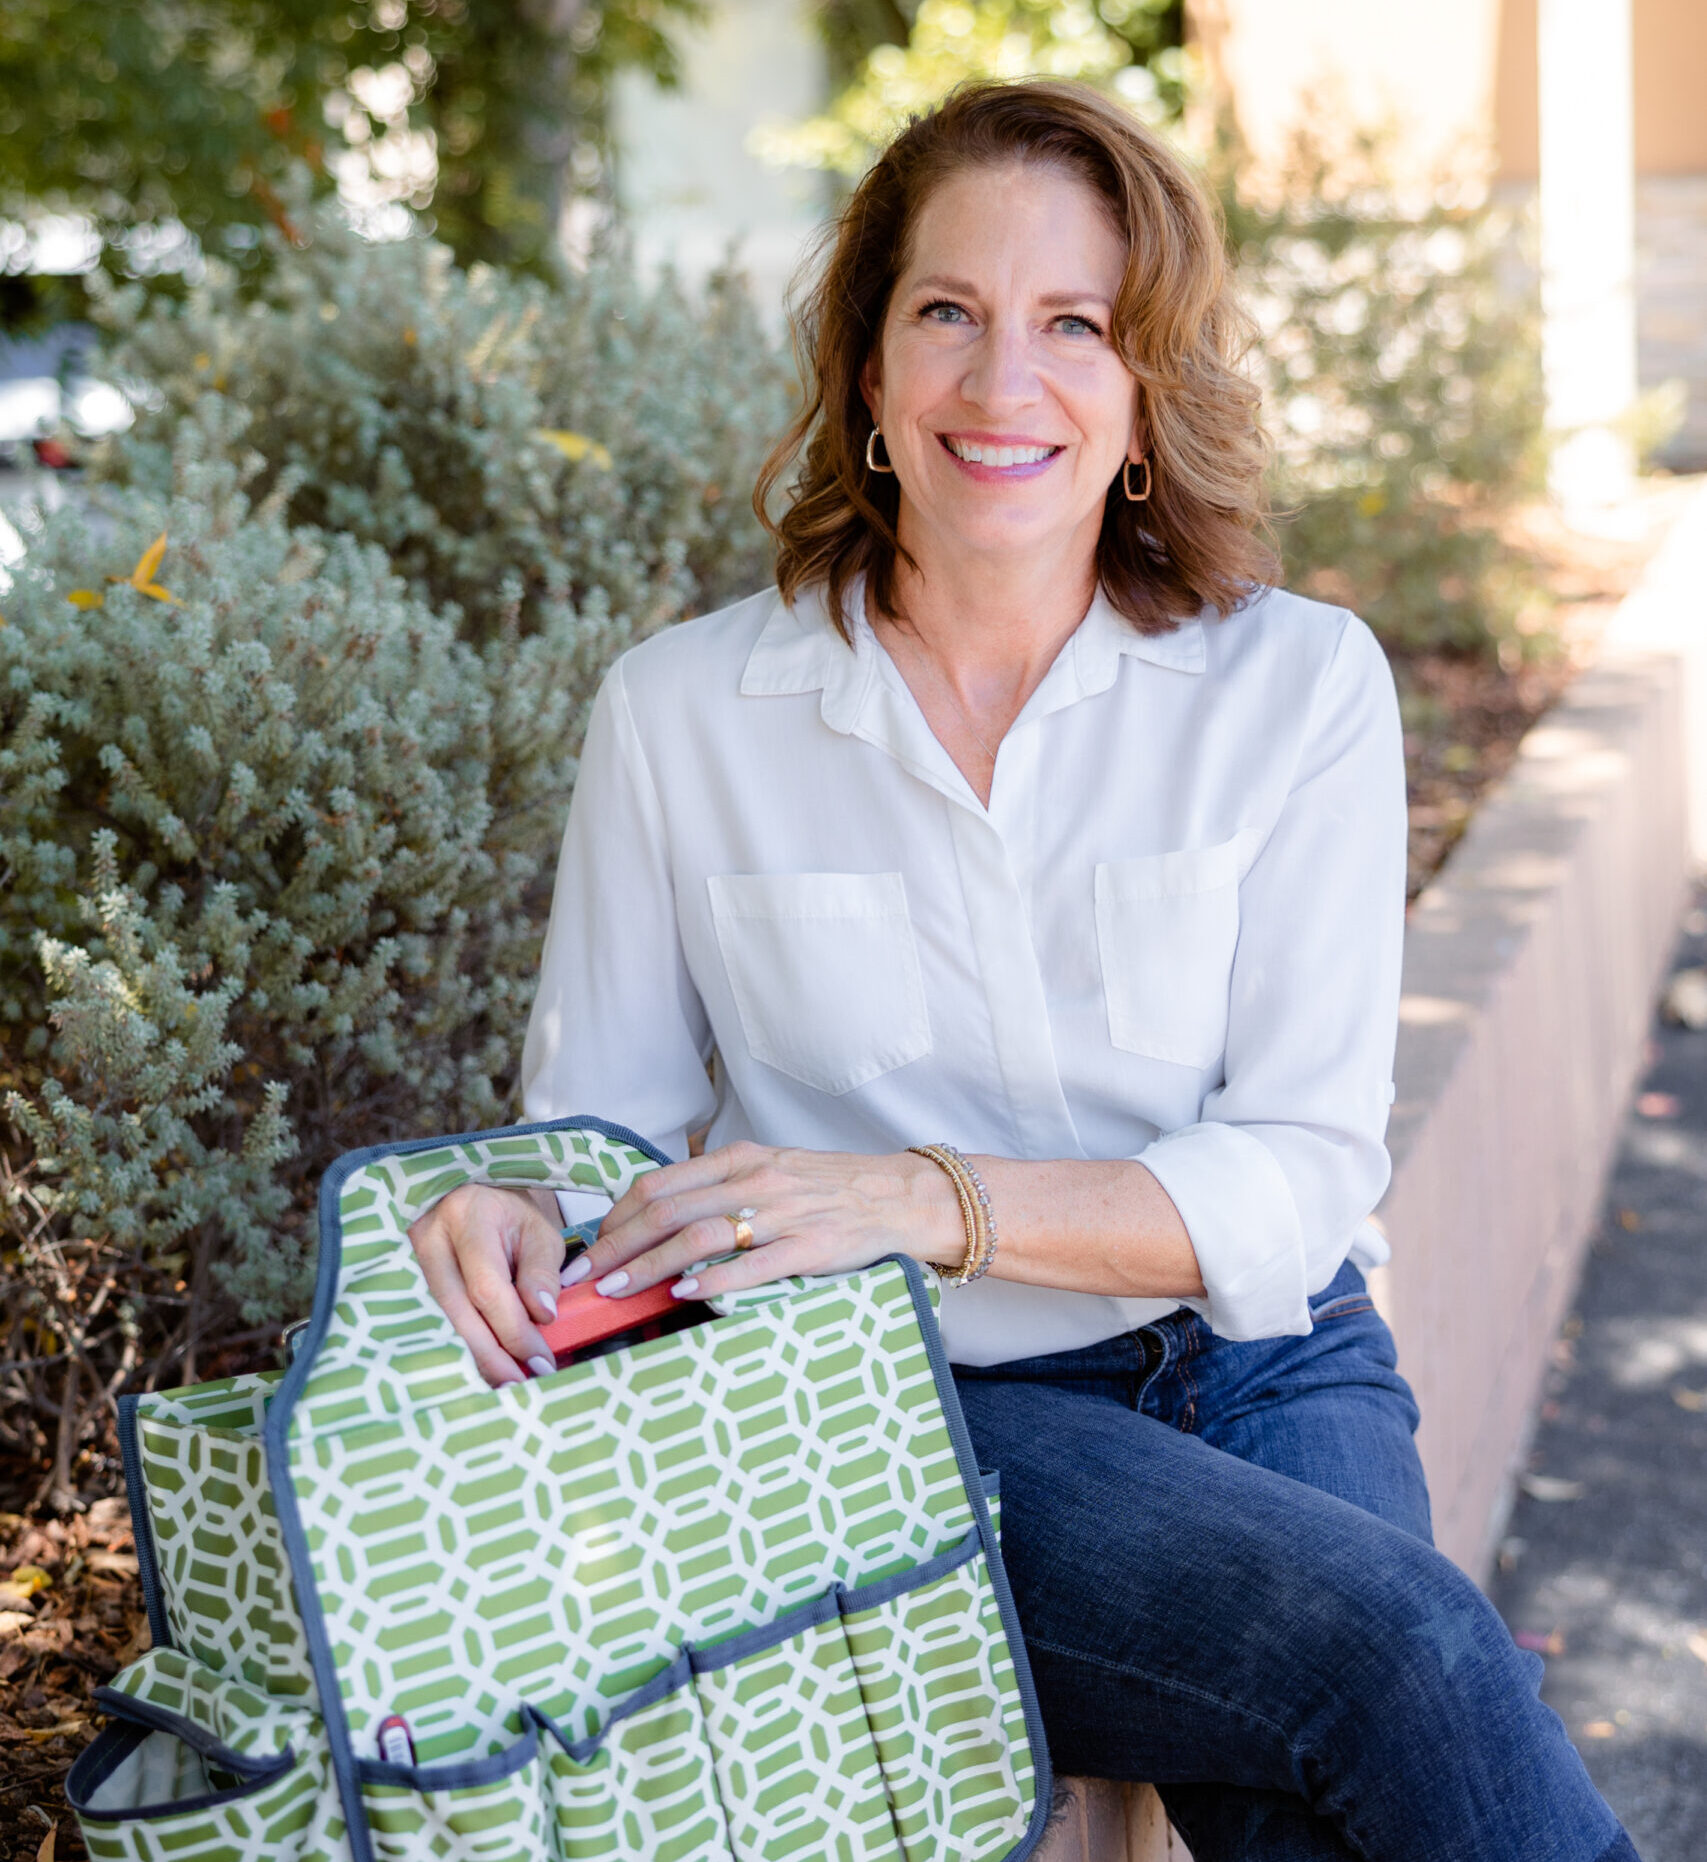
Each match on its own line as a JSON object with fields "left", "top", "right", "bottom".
{"left": 755, "top": 79, "right": 1276, "bottom": 636}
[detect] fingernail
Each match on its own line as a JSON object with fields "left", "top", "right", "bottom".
{"left": 526, "top": 1355, "right": 555, "bottom": 1378}
{"left": 561, "top": 1256, "right": 592, "bottom": 1287}
{"left": 671, "top": 1278, "right": 699, "bottom": 1298}
{"left": 596, "top": 1270, "right": 629, "bottom": 1296}
{"left": 535, "top": 1288, "right": 558, "bottom": 1319}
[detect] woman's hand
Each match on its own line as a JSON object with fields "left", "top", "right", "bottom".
{"left": 566, "top": 1143, "right": 965, "bottom": 1303}
{"left": 408, "top": 1183, "right": 566, "bottom": 1387}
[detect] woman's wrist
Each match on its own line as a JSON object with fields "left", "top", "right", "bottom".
{"left": 899, "top": 1148, "right": 970, "bottom": 1266}
{"left": 904, "top": 1144, "right": 998, "bottom": 1285}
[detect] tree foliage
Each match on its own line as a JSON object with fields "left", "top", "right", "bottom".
{"left": 0, "top": 0, "right": 702, "bottom": 309}
{"left": 760, "top": 0, "right": 1183, "bottom": 177}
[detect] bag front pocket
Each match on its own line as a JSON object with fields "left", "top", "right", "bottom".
{"left": 692, "top": 1595, "right": 905, "bottom": 1862}
{"left": 536, "top": 1656, "right": 731, "bottom": 1861}
{"left": 358, "top": 1724, "right": 548, "bottom": 1862}
{"left": 68, "top": 1652, "right": 326, "bottom": 1862}
{"left": 708, "top": 872, "right": 932, "bottom": 1095}
{"left": 1094, "top": 833, "right": 1252, "bottom": 1069}
{"left": 838, "top": 1532, "right": 1030, "bottom": 1862}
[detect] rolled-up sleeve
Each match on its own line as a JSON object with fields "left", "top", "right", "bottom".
{"left": 1136, "top": 613, "right": 1406, "bottom": 1340}
{"left": 521, "top": 655, "right": 716, "bottom": 1167}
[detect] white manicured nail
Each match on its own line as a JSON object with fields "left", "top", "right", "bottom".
{"left": 560, "top": 1256, "right": 592, "bottom": 1287}
{"left": 671, "top": 1278, "right": 699, "bottom": 1298}
{"left": 596, "top": 1270, "right": 629, "bottom": 1296}
{"left": 526, "top": 1355, "right": 554, "bottom": 1378}
{"left": 535, "top": 1288, "right": 558, "bottom": 1319}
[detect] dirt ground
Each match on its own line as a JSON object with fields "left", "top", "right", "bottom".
{"left": 0, "top": 481, "right": 1693, "bottom": 1859}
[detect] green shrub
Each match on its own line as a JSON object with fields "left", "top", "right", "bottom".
{"left": 95, "top": 215, "right": 796, "bottom": 642}
{"left": 0, "top": 423, "right": 626, "bottom": 1495}
{"left": 1225, "top": 155, "right": 1547, "bottom": 657}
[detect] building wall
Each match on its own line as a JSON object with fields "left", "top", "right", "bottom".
{"left": 610, "top": 0, "right": 828, "bottom": 315}
{"left": 1639, "top": 176, "right": 1707, "bottom": 467}
{"left": 1495, "top": 0, "right": 1707, "bottom": 181}
{"left": 1193, "top": 0, "right": 1503, "bottom": 182}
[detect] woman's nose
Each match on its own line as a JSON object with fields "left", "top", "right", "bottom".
{"left": 960, "top": 320, "right": 1041, "bottom": 413}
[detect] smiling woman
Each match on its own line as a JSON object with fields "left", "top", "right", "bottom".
{"left": 408, "top": 80, "right": 1642, "bottom": 1862}
{"left": 759, "top": 82, "right": 1271, "bottom": 648}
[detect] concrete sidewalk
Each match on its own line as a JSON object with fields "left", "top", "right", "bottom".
{"left": 1491, "top": 894, "right": 1707, "bottom": 1860}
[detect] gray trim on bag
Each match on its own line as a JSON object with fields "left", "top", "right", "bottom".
{"left": 70, "top": 1692, "right": 297, "bottom": 1824}
{"left": 530, "top": 1524, "right": 985, "bottom": 1766}
{"left": 117, "top": 1395, "right": 173, "bottom": 1654}
{"left": 356, "top": 1719, "right": 539, "bottom": 1792}
{"left": 89, "top": 1685, "right": 296, "bottom": 1778}
{"left": 67, "top": 1720, "right": 297, "bottom": 1824}
{"left": 895, "top": 1255, "right": 1054, "bottom": 1860}
{"left": 530, "top": 1648, "right": 696, "bottom": 1767}
{"left": 262, "top": 1115, "right": 1050, "bottom": 1862}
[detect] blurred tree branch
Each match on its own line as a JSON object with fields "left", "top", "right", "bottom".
{"left": 0, "top": 0, "right": 704, "bottom": 319}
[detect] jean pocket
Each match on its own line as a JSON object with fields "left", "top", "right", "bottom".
{"left": 838, "top": 1533, "right": 1031, "bottom": 1862}
{"left": 692, "top": 1595, "right": 906, "bottom": 1861}
{"left": 357, "top": 1723, "right": 548, "bottom": 1862}
{"left": 535, "top": 1657, "right": 731, "bottom": 1861}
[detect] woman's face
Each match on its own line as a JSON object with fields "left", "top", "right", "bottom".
{"left": 864, "top": 161, "right": 1141, "bottom": 574}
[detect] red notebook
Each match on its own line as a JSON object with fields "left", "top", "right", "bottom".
{"left": 536, "top": 1277, "right": 686, "bottom": 1363}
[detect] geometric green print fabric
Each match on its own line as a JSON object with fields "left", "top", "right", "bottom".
{"left": 72, "top": 1118, "right": 1047, "bottom": 1862}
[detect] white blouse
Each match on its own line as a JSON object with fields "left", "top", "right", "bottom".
{"left": 521, "top": 578, "right": 1406, "bottom": 1367}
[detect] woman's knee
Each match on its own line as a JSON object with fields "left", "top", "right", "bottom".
{"left": 1295, "top": 1529, "right": 1541, "bottom": 1753}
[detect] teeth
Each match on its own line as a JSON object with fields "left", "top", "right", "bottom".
{"left": 945, "top": 437, "right": 1056, "bottom": 466}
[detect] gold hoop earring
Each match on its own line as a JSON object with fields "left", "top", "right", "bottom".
{"left": 866, "top": 427, "right": 895, "bottom": 474}
{"left": 1123, "top": 457, "right": 1151, "bottom": 503}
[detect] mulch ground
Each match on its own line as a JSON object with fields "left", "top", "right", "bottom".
{"left": 1, "top": 1503, "right": 149, "bottom": 1862}
{"left": 0, "top": 482, "right": 1692, "bottom": 1856}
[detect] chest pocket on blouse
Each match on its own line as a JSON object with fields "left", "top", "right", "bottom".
{"left": 1094, "top": 833, "right": 1253, "bottom": 1069}
{"left": 708, "top": 871, "right": 933, "bottom": 1096}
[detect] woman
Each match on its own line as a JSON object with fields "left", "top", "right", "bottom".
{"left": 410, "top": 80, "right": 1638, "bottom": 1860}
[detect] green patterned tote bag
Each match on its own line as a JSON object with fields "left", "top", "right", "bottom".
{"left": 69, "top": 1115, "right": 1052, "bottom": 1862}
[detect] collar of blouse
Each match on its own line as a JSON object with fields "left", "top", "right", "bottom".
{"left": 739, "top": 577, "right": 1208, "bottom": 741}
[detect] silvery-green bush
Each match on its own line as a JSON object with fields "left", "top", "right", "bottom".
{"left": 96, "top": 215, "right": 795, "bottom": 642}
{"left": 0, "top": 422, "right": 631, "bottom": 1494}
{"left": 1229, "top": 158, "right": 1547, "bottom": 658}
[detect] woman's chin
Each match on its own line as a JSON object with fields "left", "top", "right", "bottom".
{"left": 913, "top": 504, "right": 1096, "bottom": 565}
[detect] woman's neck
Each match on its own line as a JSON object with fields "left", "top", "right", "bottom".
{"left": 868, "top": 529, "right": 1100, "bottom": 806}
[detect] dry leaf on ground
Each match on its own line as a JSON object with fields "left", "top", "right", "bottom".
{"left": 1519, "top": 1473, "right": 1586, "bottom": 1502}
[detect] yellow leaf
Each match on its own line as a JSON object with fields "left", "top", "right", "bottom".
{"left": 8, "top": 1564, "right": 52, "bottom": 1597}
{"left": 66, "top": 589, "right": 104, "bottom": 610}
{"left": 1357, "top": 490, "right": 1386, "bottom": 517}
{"left": 133, "top": 532, "right": 168, "bottom": 586}
{"left": 402, "top": 326, "right": 417, "bottom": 347}
{"left": 36, "top": 1822, "right": 55, "bottom": 1862}
{"left": 139, "top": 583, "right": 179, "bottom": 604}
{"left": 193, "top": 352, "right": 211, "bottom": 370}
{"left": 534, "top": 428, "right": 613, "bottom": 470}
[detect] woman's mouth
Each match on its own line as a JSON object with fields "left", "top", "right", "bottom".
{"left": 939, "top": 433, "right": 1064, "bottom": 479}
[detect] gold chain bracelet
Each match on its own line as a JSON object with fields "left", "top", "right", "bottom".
{"left": 908, "top": 1143, "right": 999, "bottom": 1288}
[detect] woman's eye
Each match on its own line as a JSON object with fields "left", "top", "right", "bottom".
{"left": 919, "top": 299, "right": 970, "bottom": 325}
{"left": 1055, "top": 314, "right": 1103, "bottom": 337}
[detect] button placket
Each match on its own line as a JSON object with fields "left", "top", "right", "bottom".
{"left": 945, "top": 799, "right": 1083, "bottom": 1162}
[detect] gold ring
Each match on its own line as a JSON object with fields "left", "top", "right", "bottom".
{"left": 724, "top": 1206, "right": 758, "bottom": 1251}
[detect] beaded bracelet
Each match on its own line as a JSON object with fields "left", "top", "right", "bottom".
{"left": 908, "top": 1143, "right": 999, "bottom": 1288}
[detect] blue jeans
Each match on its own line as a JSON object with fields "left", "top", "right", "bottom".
{"left": 952, "top": 1263, "right": 1639, "bottom": 1862}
